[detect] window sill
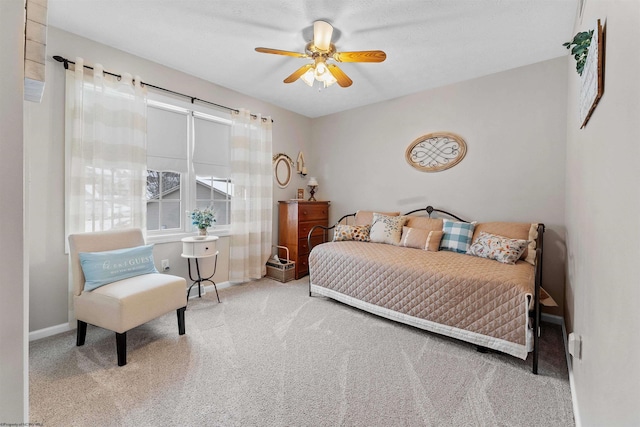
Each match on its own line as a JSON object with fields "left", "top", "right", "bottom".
{"left": 147, "top": 228, "right": 230, "bottom": 244}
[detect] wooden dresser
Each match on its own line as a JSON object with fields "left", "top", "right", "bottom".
{"left": 278, "top": 200, "right": 330, "bottom": 279}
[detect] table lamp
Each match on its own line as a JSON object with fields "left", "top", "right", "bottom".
{"left": 307, "top": 177, "right": 319, "bottom": 201}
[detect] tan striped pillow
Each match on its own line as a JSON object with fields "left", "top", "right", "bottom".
{"left": 399, "top": 227, "right": 443, "bottom": 251}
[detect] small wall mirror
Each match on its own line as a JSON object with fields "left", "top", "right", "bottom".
{"left": 273, "top": 153, "right": 293, "bottom": 188}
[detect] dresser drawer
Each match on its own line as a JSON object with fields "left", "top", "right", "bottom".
{"left": 297, "top": 254, "right": 309, "bottom": 276}
{"left": 298, "top": 204, "right": 329, "bottom": 221}
{"left": 181, "top": 237, "right": 218, "bottom": 257}
{"left": 299, "top": 221, "right": 328, "bottom": 239}
{"left": 298, "top": 235, "right": 325, "bottom": 256}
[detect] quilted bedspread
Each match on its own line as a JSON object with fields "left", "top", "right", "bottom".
{"left": 309, "top": 241, "right": 535, "bottom": 359}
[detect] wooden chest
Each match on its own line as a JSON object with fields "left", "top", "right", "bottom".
{"left": 278, "top": 200, "right": 330, "bottom": 279}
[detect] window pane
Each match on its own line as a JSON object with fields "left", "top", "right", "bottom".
{"left": 161, "top": 172, "right": 181, "bottom": 196}
{"left": 212, "top": 201, "right": 230, "bottom": 225}
{"left": 147, "top": 201, "right": 160, "bottom": 230}
{"left": 195, "top": 175, "right": 231, "bottom": 226}
{"left": 146, "top": 170, "right": 160, "bottom": 200}
{"left": 147, "top": 170, "right": 181, "bottom": 231}
{"left": 160, "top": 201, "right": 181, "bottom": 230}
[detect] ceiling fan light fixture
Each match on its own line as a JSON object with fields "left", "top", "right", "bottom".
{"left": 314, "top": 61, "right": 328, "bottom": 79}
{"left": 255, "top": 20, "right": 384, "bottom": 89}
{"left": 313, "top": 20, "right": 333, "bottom": 51}
{"left": 323, "top": 74, "right": 337, "bottom": 88}
{"left": 301, "top": 68, "right": 315, "bottom": 87}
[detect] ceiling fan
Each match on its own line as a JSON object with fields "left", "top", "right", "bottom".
{"left": 255, "top": 20, "right": 386, "bottom": 88}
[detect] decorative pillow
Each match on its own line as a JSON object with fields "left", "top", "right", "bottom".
{"left": 354, "top": 210, "right": 400, "bottom": 226}
{"left": 472, "top": 222, "right": 536, "bottom": 263}
{"left": 466, "top": 232, "right": 530, "bottom": 264}
{"left": 524, "top": 223, "right": 539, "bottom": 265}
{"left": 333, "top": 224, "right": 371, "bottom": 242}
{"left": 79, "top": 244, "right": 159, "bottom": 291}
{"left": 399, "top": 227, "right": 444, "bottom": 251}
{"left": 369, "top": 213, "right": 408, "bottom": 245}
{"left": 440, "top": 219, "right": 477, "bottom": 253}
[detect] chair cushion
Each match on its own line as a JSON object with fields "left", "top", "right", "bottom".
{"left": 74, "top": 273, "right": 187, "bottom": 333}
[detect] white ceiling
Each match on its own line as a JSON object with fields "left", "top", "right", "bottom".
{"left": 48, "top": 0, "right": 578, "bottom": 118}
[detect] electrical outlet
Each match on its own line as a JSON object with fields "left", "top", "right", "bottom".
{"left": 161, "top": 259, "right": 170, "bottom": 271}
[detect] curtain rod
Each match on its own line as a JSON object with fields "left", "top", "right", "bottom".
{"left": 52, "top": 55, "right": 273, "bottom": 123}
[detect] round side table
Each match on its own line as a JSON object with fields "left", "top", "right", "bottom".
{"left": 181, "top": 236, "right": 220, "bottom": 303}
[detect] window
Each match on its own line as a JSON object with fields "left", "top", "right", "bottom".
{"left": 146, "top": 95, "right": 231, "bottom": 237}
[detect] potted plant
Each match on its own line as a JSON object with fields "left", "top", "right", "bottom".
{"left": 190, "top": 208, "right": 216, "bottom": 237}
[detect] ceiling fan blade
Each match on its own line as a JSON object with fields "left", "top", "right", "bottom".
{"left": 284, "top": 64, "right": 314, "bottom": 83}
{"left": 313, "top": 20, "right": 333, "bottom": 51}
{"left": 255, "top": 47, "right": 308, "bottom": 58}
{"left": 333, "top": 50, "right": 387, "bottom": 63}
{"left": 327, "top": 64, "right": 353, "bottom": 87}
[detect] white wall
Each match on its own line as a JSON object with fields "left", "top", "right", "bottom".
{"left": 25, "top": 27, "right": 312, "bottom": 331}
{"left": 311, "top": 58, "right": 568, "bottom": 315}
{"left": 565, "top": 2, "right": 640, "bottom": 425}
{"left": 0, "top": 0, "right": 28, "bottom": 421}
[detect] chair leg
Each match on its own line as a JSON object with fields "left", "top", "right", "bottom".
{"left": 116, "top": 332, "right": 127, "bottom": 366}
{"left": 76, "top": 320, "right": 87, "bottom": 346}
{"left": 177, "top": 307, "right": 186, "bottom": 335}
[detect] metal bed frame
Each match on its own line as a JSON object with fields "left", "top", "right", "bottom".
{"left": 307, "top": 205, "right": 544, "bottom": 374}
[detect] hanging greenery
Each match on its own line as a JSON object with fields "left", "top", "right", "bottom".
{"left": 563, "top": 30, "right": 594, "bottom": 76}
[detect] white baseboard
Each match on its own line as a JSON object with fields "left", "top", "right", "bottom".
{"left": 29, "top": 322, "right": 73, "bottom": 342}
{"left": 187, "top": 281, "right": 232, "bottom": 300}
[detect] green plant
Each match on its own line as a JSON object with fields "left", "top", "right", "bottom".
{"left": 190, "top": 208, "right": 216, "bottom": 229}
{"left": 563, "top": 30, "right": 594, "bottom": 76}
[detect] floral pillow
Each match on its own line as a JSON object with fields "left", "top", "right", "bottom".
{"left": 466, "top": 231, "right": 530, "bottom": 264}
{"left": 369, "top": 213, "right": 408, "bottom": 245}
{"left": 333, "top": 224, "right": 371, "bottom": 242}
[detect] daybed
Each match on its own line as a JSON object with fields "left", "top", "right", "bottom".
{"left": 308, "top": 206, "right": 547, "bottom": 374}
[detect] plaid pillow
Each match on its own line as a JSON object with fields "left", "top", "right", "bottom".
{"left": 440, "top": 219, "right": 476, "bottom": 253}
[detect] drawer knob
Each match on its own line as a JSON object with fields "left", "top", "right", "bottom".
{"left": 205, "top": 247, "right": 209, "bottom": 250}
{"left": 303, "top": 210, "right": 307, "bottom": 215}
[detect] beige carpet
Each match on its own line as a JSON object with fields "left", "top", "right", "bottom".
{"left": 30, "top": 277, "right": 574, "bottom": 426}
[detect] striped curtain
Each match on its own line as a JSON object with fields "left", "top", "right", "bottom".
{"left": 229, "top": 109, "right": 273, "bottom": 282}
{"left": 65, "top": 57, "right": 147, "bottom": 240}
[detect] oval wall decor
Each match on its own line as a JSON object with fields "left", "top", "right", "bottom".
{"left": 405, "top": 132, "right": 467, "bottom": 172}
{"left": 273, "top": 153, "right": 294, "bottom": 188}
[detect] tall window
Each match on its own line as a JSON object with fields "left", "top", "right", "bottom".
{"left": 146, "top": 96, "right": 231, "bottom": 236}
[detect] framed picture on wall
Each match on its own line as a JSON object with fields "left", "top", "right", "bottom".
{"left": 579, "top": 19, "right": 604, "bottom": 128}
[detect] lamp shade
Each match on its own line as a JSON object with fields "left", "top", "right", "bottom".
{"left": 307, "top": 177, "right": 319, "bottom": 186}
